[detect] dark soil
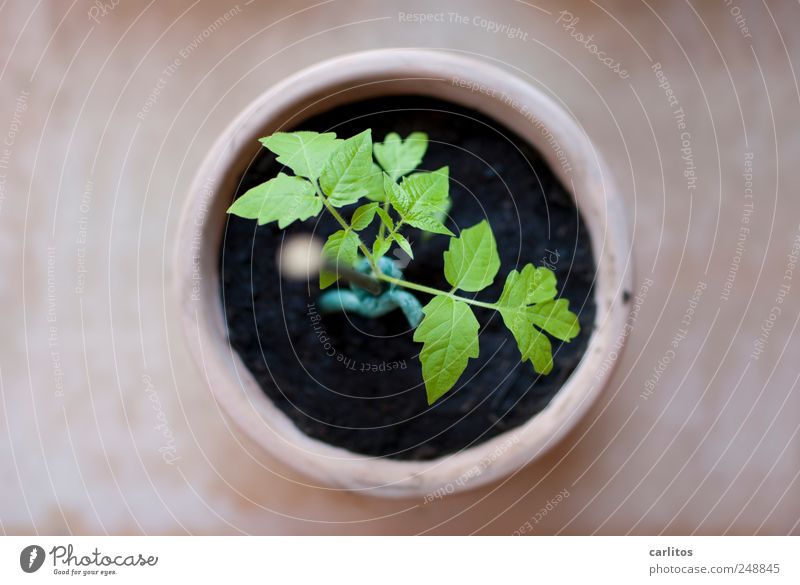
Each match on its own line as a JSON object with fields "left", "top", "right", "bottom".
{"left": 220, "top": 96, "right": 596, "bottom": 460}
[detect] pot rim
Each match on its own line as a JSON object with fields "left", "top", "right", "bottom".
{"left": 175, "top": 48, "right": 632, "bottom": 498}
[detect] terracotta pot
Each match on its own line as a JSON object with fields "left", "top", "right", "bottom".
{"left": 176, "top": 49, "right": 632, "bottom": 498}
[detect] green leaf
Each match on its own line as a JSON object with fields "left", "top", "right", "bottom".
{"left": 388, "top": 167, "right": 453, "bottom": 236}
{"left": 529, "top": 299, "right": 580, "bottom": 342}
{"left": 497, "top": 304, "right": 553, "bottom": 375}
{"left": 495, "top": 265, "right": 579, "bottom": 374}
{"left": 371, "top": 204, "right": 396, "bottom": 258}
{"left": 432, "top": 194, "right": 452, "bottom": 224}
{"left": 413, "top": 296, "right": 480, "bottom": 405}
{"left": 372, "top": 234, "right": 392, "bottom": 258}
{"left": 392, "top": 232, "right": 413, "bottom": 259}
{"left": 320, "top": 229, "right": 360, "bottom": 289}
{"left": 364, "top": 163, "right": 386, "bottom": 202}
{"left": 375, "top": 206, "right": 395, "bottom": 231}
{"left": 498, "top": 264, "right": 558, "bottom": 307}
{"left": 226, "top": 173, "right": 321, "bottom": 228}
{"left": 374, "top": 132, "right": 428, "bottom": 181}
{"left": 526, "top": 330, "right": 554, "bottom": 375}
{"left": 383, "top": 173, "right": 407, "bottom": 211}
{"left": 421, "top": 195, "right": 451, "bottom": 242}
{"left": 526, "top": 267, "right": 558, "bottom": 303}
{"left": 259, "top": 131, "right": 341, "bottom": 181}
{"left": 350, "top": 202, "right": 379, "bottom": 231}
{"left": 319, "top": 129, "right": 373, "bottom": 207}
{"left": 443, "top": 220, "right": 500, "bottom": 292}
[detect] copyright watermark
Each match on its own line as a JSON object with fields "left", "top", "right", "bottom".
{"left": 398, "top": 11, "right": 528, "bottom": 41}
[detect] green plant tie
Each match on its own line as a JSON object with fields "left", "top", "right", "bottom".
{"left": 318, "top": 257, "right": 424, "bottom": 328}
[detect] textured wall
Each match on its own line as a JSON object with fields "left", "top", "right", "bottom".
{"left": 1, "top": 0, "right": 798, "bottom": 534}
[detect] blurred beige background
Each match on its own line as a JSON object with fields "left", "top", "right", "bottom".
{"left": 1, "top": 0, "right": 798, "bottom": 534}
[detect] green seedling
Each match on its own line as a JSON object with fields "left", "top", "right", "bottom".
{"left": 227, "top": 129, "right": 580, "bottom": 405}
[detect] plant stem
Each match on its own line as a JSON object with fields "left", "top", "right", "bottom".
{"left": 318, "top": 189, "right": 495, "bottom": 310}
{"left": 387, "top": 218, "right": 406, "bottom": 241}
{"left": 377, "top": 200, "right": 390, "bottom": 242}
{"left": 377, "top": 273, "right": 497, "bottom": 310}
{"left": 316, "top": 187, "right": 381, "bottom": 276}
{"left": 375, "top": 172, "right": 404, "bottom": 263}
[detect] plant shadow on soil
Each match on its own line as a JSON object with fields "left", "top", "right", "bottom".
{"left": 220, "top": 96, "right": 596, "bottom": 460}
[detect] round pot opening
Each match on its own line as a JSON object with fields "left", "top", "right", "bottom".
{"left": 178, "top": 50, "right": 631, "bottom": 497}
{"left": 223, "top": 94, "right": 596, "bottom": 461}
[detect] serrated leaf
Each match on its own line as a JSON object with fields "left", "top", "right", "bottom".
{"left": 389, "top": 167, "right": 453, "bottom": 236}
{"left": 350, "top": 202, "right": 378, "bottom": 231}
{"left": 443, "top": 220, "right": 500, "bottom": 292}
{"left": 529, "top": 299, "right": 580, "bottom": 341}
{"left": 364, "top": 163, "right": 386, "bottom": 202}
{"left": 496, "top": 265, "right": 579, "bottom": 374}
{"left": 319, "top": 129, "right": 373, "bottom": 207}
{"left": 403, "top": 213, "right": 453, "bottom": 236}
{"left": 226, "top": 173, "right": 320, "bottom": 228}
{"left": 374, "top": 132, "right": 428, "bottom": 181}
{"left": 383, "top": 174, "right": 407, "bottom": 211}
{"left": 319, "top": 229, "right": 360, "bottom": 289}
{"left": 400, "top": 168, "right": 449, "bottom": 208}
{"left": 392, "top": 232, "right": 413, "bottom": 259}
{"left": 259, "top": 131, "right": 341, "bottom": 181}
{"left": 413, "top": 296, "right": 480, "bottom": 404}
